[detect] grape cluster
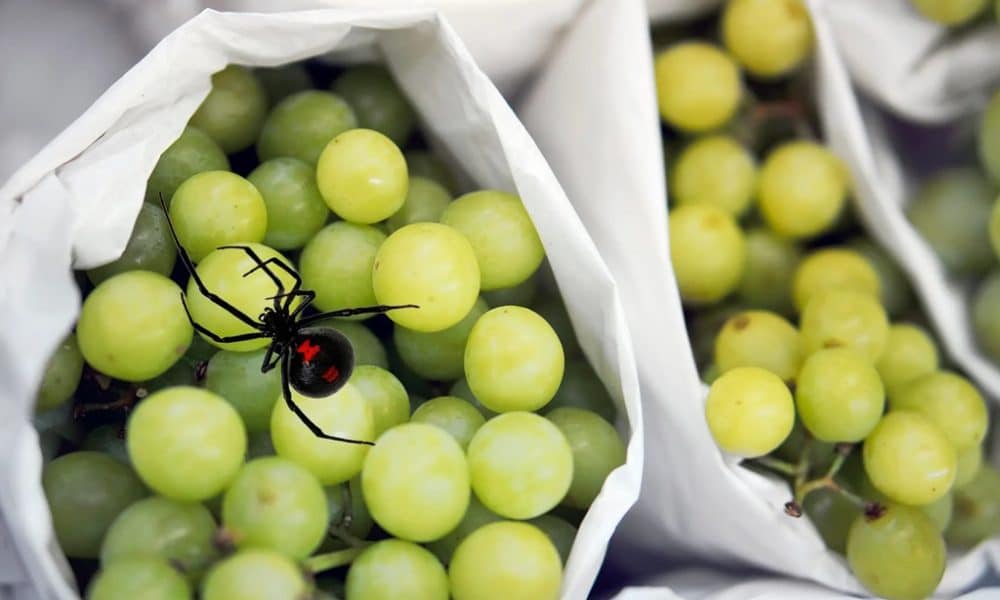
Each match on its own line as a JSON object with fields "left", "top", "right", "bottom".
{"left": 34, "top": 61, "right": 626, "bottom": 600}
{"left": 656, "top": 3, "right": 997, "bottom": 599}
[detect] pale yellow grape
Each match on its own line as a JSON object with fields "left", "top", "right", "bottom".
{"left": 186, "top": 244, "right": 298, "bottom": 352}
{"left": 759, "top": 141, "right": 848, "bottom": 239}
{"left": 394, "top": 297, "right": 489, "bottom": 381}
{"left": 714, "top": 310, "right": 801, "bottom": 382}
{"left": 372, "top": 223, "right": 480, "bottom": 332}
{"left": 864, "top": 411, "right": 956, "bottom": 505}
{"left": 792, "top": 248, "right": 880, "bottom": 313}
{"left": 671, "top": 135, "right": 756, "bottom": 217}
{"left": 876, "top": 324, "right": 939, "bottom": 393}
{"left": 705, "top": 367, "right": 794, "bottom": 457}
{"left": 201, "top": 549, "right": 308, "bottom": 600}
{"left": 169, "top": 171, "right": 268, "bottom": 263}
{"left": 411, "top": 396, "right": 487, "bottom": 450}
{"left": 345, "top": 539, "right": 448, "bottom": 600}
{"left": 78, "top": 271, "right": 192, "bottom": 381}
{"left": 654, "top": 42, "right": 741, "bottom": 132}
{"left": 795, "top": 348, "right": 884, "bottom": 442}
{"left": 387, "top": 176, "right": 452, "bottom": 232}
{"left": 270, "top": 383, "right": 373, "bottom": 485}
{"left": 449, "top": 521, "right": 561, "bottom": 600}
{"left": 910, "top": 0, "right": 988, "bottom": 24}
{"left": 299, "top": 222, "right": 385, "bottom": 315}
{"left": 669, "top": 204, "right": 746, "bottom": 305}
{"left": 349, "top": 365, "right": 410, "bottom": 436}
{"left": 722, "top": 0, "right": 813, "bottom": 78}
{"left": 316, "top": 128, "right": 407, "bottom": 224}
{"left": 800, "top": 290, "right": 889, "bottom": 360}
{"left": 889, "top": 371, "right": 989, "bottom": 451}
{"left": 189, "top": 65, "right": 267, "bottom": 153}
{"left": 737, "top": 227, "right": 802, "bottom": 314}
{"left": 955, "top": 445, "right": 983, "bottom": 488}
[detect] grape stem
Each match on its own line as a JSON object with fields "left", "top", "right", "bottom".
{"left": 753, "top": 456, "right": 798, "bottom": 478}
{"left": 792, "top": 443, "right": 858, "bottom": 507}
{"left": 304, "top": 546, "right": 366, "bottom": 573}
{"left": 328, "top": 524, "right": 366, "bottom": 549}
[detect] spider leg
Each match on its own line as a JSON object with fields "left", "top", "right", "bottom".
{"left": 260, "top": 342, "right": 283, "bottom": 373}
{"left": 217, "top": 247, "right": 299, "bottom": 312}
{"left": 280, "top": 353, "right": 374, "bottom": 446}
{"left": 298, "top": 303, "right": 420, "bottom": 326}
{"left": 157, "top": 195, "right": 264, "bottom": 330}
{"left": 182, "top": 295, "right": 268, "bottom": 344}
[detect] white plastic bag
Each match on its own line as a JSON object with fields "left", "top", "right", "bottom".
{"left": 523, "top": 0, "right": 999, "bottom": 596}
{"left": 0, "top": 8, "right": 643, "bottom": 599}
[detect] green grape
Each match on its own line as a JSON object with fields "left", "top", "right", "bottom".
{"left": 908, "top": 168, "right": 996, "bottom": 276}
{"left": 875, "top": 324, "right": 939, "bottom": 392}
{"left": 792, "top": 248, "right": 880, "bottom": 313}
{"left": 532, "top": 294, "right": 582, "bottom": 357}
{"left": 722, "top": 0, "right": 813, "bottom": 78}
{"left": 795, "top": 348, "right": 884, "bottom": 442}
{"left": 372, "top": 223, "right": 480, "bottom": 332}
{"left": 35, "top": 333, "right": 83, "bottom": 411}
{"left": 922, "top": 492, "right": 954, "bottom": 532}
{"left": 467, "top": 412, "right": 573, "bottom": 519}
{"left": 87, "top": 557, "right": 190, "bottom": 600}
{"left": 222, "top": 457, "right": 328, "bottom": 560}
{"left": 346, "top": 539, "right": 448, "bottom": 600}
{"left": 546, "top": 408, "right": 625, "bottom": 509}
{"left": 299, "top": 222, "right": 385, "bottom": 315}
{"left": 889, "top": 371, "right": 988, "bottom": 450}
{"left": 671, "top": 135, "right": 756, "bottom": 217}
{"left": 186, "top": 243, "right": 298, "bottom": 351}
{"left": 465, "top": 306, "right": 564, "bottom": 413}
{"left": 323, "top": 477, "right": 373, "bottom": 548}
{"left": 546, "top": 360, "right": 616, "bottom": 423}
{"left": 669, "top": 204, "right": 746, "bottom": 305}
{"left": 774, "top": 420, "right": 837, "bottom": 471}
{"left": 271, "top": 383, "right": 373, "bottom": 485}
{"left": 313, "top": 319, "right": 388, "bottom": 368}
{"left": 440, "top": 190, "right": 545, "bottom": 290}
{"left": 254, "top": 63, "right": 311, "bottom": 104}
{"left": 145, "top": 126, "right": 229, "bottom": 205}
{"left": 101, "top": 497, "right": 217, "bottom": 578}
{"left": 803, "top": 487, "right": 859, "bottom": 554}
{"left": 799, "top": 290, "right": 889, "bottom": 361}
{"left": 394, "top": 297, "right": 488, "bottom": 381}
{"left": 405, "top": 150, "right": 457, "bottom": 192}
{"left": 758, "top": 141, "right": 848, "bottom": 239}
{"left": 201, "top": 549, "right": 309, "bottom": 600}
{"left": 317, "top": 128, "right": 408, "bottom": 223}
{"left": 654, "top": 42, "right": 741, "bottom": 132}
{"left": 449, "top": 378, "right": 498, "bottom": 418}
{"left": 78, "top": 271, "right": 192, "bottom": 381}
{"left": 88, "top": 202, "right": 177, "bottom": 285}
{"left": 256, "top": 91, "right": 357, "bottom": 165}
{"left": 81, "top": 425, "right": 129, "bottom": 464}
{"left": 992, "top": 198, "right": 1000, "bottom": 261}
{"left": 687, "top": 303, "right": 744, "bottom": 370}
{"left": 528, "top": 514, "right": 576, "bottom": 564}
{"left": 128, "top": 387, "right": 246, "bottom": 501}
{"left": 910, "top": 0, "right": 988, "bottom": 24}
{"left": 184, "top": 334, "right": 218, "bottom": 363}
{"left": 350, "top": 365, "right": 410, "bottom": 436}
{"left": 169, "top": 171, "right": 267, "bottom": 263}
{"left": 362, "top": 423, "right": 469, "bottom": 541}
{"left": 946, "top": 465, "right": 1000, "bottom": 547}
{"left": 848, "top": 237, "right": 914, "bottom": 318}
{"left": 482, "top": 274, "right": 538, "bottom": 308}
{"left": 955, "top": 445, "right": 983, "bottom": 488}
{"left": 411, "top": 396, "right": 486, "bottom": 450}
{"left": 42, "top": 451, "right": 147, "bottom": 558}
{"left": 332, "top": 65, "right": 416, "bottom": 146}
{"left": 863, "top": 411, "right": 956, "bottom": 505}
{"left": 972, "top": 271, "right": 1000, "bottom": 361}
{"left": 190, "top": 65, "right": 267, "bottom": 153}
{"left": 449, "top": 521, "right": 561, "bottom": 600}
{"left": 139, "top": 358, "right": 197, "bottom": 394}
{"left": 979, "top": 90, "right": 1000, "bottom": 181}
{"left": 424, "top": 496, "right": 502, "bottom": 564}
{"left": 204, "top": 348, "right": 280, "bottom": 433}
{"left": 246, "top": 431, "right": 276, "bottom": 459}
{"left": 246, "top": 158, "right": 328, "bottom": 250}
{"left": 737, "top": 228, "right": 801, "bottom": 314}
{"left": 846, "top": 504, "right": 945, "bottom": 600}
{"left": 704, "top": 366, "right": 794, "bottom": 458}
{"left": 714, "top": 310, "right": 801, "bottom": 382}
{"left": 387, "top": 176, "right": 453, "bottom": 233}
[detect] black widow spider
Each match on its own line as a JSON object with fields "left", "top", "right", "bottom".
{"left": 158, "top": 195, "right": 417, "bottom": 445}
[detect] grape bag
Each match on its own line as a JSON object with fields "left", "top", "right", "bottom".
{"left": 0, "top": 9, "right": 643, "bottom": 599}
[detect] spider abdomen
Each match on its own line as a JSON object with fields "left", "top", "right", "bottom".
{"left": 288, "top": 327, "right": 355, "bottom": 398}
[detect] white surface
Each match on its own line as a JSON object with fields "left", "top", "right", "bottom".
{"left": 0, "top": 7, "right": 644, "bottom": 599}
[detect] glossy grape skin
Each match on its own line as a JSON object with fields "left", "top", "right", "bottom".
{"left": 546, "top": 408, "right": 625, "bottom": 509}
{"left": 204, "top": 348, "right": 279, "bottom": 434}
{"left": 350, "top": 365, "right": 410, "bottom": 436}
{"left": 316, "top": 128, "right": 408, "bottom": 224}
{"left": 387, "top": 176, "right": 452, "bottom": 232}
{"left": 714, "top": 310, "right": 801, "bottom": 382}
{"left": 78, "top": 271, "right": 192, "bottom": 381}
{"left": 758, "top": 141, "right": 848, "bottom": 239}
{"left": 372, "top": 223, "right": 480, "bottom": 332}
{"left": 345, "top": 539, "right": 448, "bottom": 600}
{"left": 795, "top": 348, "right": 884, "bottom": 442}
{"left": 405, "top": 150, "right": 457, "bottom": 192}
{"left": 972, "top": 271, "right": 1000, "bottom": 362}
{"left": 88, "top": 202, "right": 177, "bottom": 285}
{"left": 247, "top": 158, "right": 329, "bottom": 250}
{"left": 36, "top": 333, "right": 83, "bottom": 411}
{"left": 299, "top": 222, "right": 385, "bottom": 315}
{"left": 254, "top": 64, "right": 311, "bottom": 104}
{"left": 190, "top": 65, "right": 267, "bottom": 153}
{"left": 395, "top": 298, "right": 489, "bottom": 381}
{"left": 911, "top": 0, "right": 988, "bottom": 24}
{"left": 799, "top": 290, "right": 889, "bottom": 361}
{"left": 980, "top": 90, "right": 1000, "bottom": 181}
{"left": 955, "top": 445, "right": 984, "bottom": 488}
{"left": 257, "top": 90, "right": 357, "bottom": 165}
{"left": 145, "top": 126, "right": 229, "bottom": 205}
{"left": 449, "top": 521, "right": 562, "bottom": 600}
{"left": 88, "top": 557, "right": 191, "bottom": 600}
{"left": 270, "top": 383, "right": 373, "bottom": 485}
{"left": 863, "top": 411, "right": 956, "bottom": 506}
{"left": 654, "top": 42, "right": 741, "bottom": 132}
{"left": 669, "top": 204, "right": 746, "bottom": 305}
{"left": 792, "top": 248, "right": 880, "bottom": 314}
{"left": 722, "top": 0, "right": 813, "bottom": 78}
{"left": 704, "top": 367, "right": 794, "bottom": 458}
{"left": 848, "top": 237, "right": 914, "bottom": 318}
{"left": 875, "top": 324, "right": 939, "bottom": 393}
{"left": 200, "top": 549, "right": 309, "bottom": 600}
{"left": 465, "top": 306, "right": 565, "bottom": 413}
{"left": 424, "top": 496, "right": 502, "bottom": 564}
{"left": 42, "top": 451, "right": 147, "bottom": 558}
{"left": 671, "top": 135, "right": 756, "bottom": 217}
{"left": 128, "top": 387, "right": 246, "bottom": 501}
{"left": 362, "top": 423, "right": 470, "bottom": 541}
{"left": 169, "top": 170, "right": 267, "bottom": 263}
{"left": 332, "top": 65, "right": 416, "bottom": 146}
{"left": 946, "top": 465, "right": 1000, "bottom": 548}
{"left": 411, "top": 396, "right": 487, "bottom": 450}
{"left": 546, "top": 360, "right": 617, "bottom": 423}
{"left": 889, "top": 371, "right": 989, "bottom": 450}
{"left": 313, "top": 319, "right": 388, "bottom": 368}
{"left": 846, "top": 504, "right": 945, "bottom": 600}
{"left": 737, "top": 228, "right": 801, "bottom": 315}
